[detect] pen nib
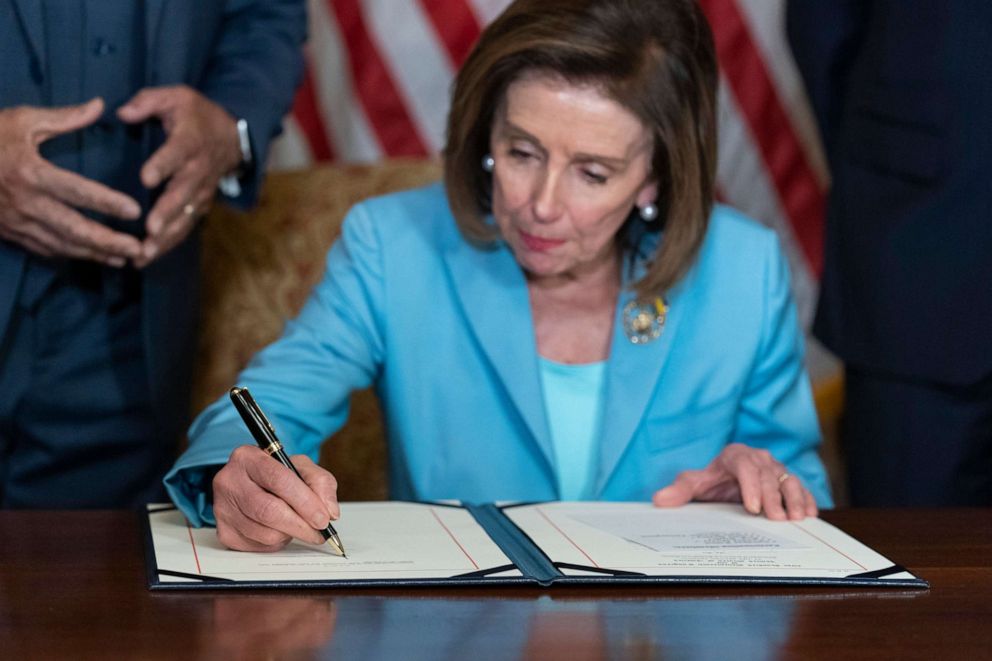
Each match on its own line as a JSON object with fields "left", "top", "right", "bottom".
{"left": 326, "top": 537, "right": 347, "bottom": 557}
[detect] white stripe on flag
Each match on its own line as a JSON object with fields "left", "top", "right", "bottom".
{"left": 735, "top": 0, "right": 828, "bottom": 188}
{"left": 309, "top": 0, "right": 383, "bottom": 162}
{"left": 466, "top": 0, "right": 512, "bottom": 25}
{"left": 364, "top": 0, "right": 456, "bottom": 152}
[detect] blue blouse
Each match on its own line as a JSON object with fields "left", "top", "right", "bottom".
{"left": 539, "top": 358, "right": 607, "bottom": 500}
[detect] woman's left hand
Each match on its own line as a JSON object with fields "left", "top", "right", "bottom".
{"left": 651, "top": 443, "right": 818, "bottom": 520}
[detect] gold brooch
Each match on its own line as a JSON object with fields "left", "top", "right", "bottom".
{"left": 622, "top": 297, "right": 668, "bottom": 344}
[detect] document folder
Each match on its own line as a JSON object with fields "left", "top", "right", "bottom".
{"left": 144, "top": 501, "right": 928, "bottom": 590}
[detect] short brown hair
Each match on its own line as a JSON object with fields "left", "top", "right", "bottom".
{"left": 444, "top": 0, "right": 718, "bottom": 299}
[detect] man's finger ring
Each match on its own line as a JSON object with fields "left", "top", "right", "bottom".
{"left": 183, "top": 203, "right": 196, "bottom": 216}
{"left": 777, "top": 472, "right": 791, "bottom": 484}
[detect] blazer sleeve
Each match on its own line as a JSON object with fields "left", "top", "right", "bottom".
{"left": 164, "top": 201, "right": 388, "bottom": 525}
{"left": 198, "top": 0, "right": 307, "bottom": 207}
{"left": 785, "top": 0, "right": 869, "bottom": 153}
{"left": 731, "top": 234, "right": 834, "bottom": 507}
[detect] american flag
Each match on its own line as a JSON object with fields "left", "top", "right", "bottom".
{"left": 269, "top": 0, "right": 828, "bottom": 330}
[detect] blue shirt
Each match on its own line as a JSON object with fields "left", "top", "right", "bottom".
{"left": 539, "top": 358, "right": 607, "bottom": 500}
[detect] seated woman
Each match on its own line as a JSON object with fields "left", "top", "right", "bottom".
{"left": 166, "top": 0, "right": 832, "bottom": 552}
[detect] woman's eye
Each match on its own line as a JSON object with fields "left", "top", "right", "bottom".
{"left": 509, "top": 148, "right": 533, "bottom": 160}
{"left": 582, "top": 170, "right": 608, "bottom": 185}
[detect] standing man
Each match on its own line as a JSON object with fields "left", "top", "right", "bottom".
{"left": 0, "top": 1, "right": 306, "bottom": 507}
{"left": 787, "top": 1, "right": 992, "bottom": 505}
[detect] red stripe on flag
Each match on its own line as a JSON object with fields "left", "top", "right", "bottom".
{"left": 328, "top": 0, "right": 429, "bottom": 157}
{"left": 292, "top": 58, "right": 335, "bottom": 162}
{"left": 699, "top": 0, "right": 825, "bottom": 275}
{"left": 417, "top": 0, "right": 483, "bottom": 69}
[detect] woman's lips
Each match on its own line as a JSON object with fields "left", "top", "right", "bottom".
{"left": 519, "top": 230, "right": 565, "bottom": 252}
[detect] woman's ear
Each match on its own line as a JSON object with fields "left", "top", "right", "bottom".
{"left": 636, "top": 179, "right": 659, "bottom": 210}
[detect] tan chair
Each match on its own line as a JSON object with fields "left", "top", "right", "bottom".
{"left": 192, "top": 159, "right": 844, "bottom": 502}
{"left": 193, "top": 159, "right": 441, "bottom": 500}
{"left": 812, "top": 372, "right": 846, "bottom": 504}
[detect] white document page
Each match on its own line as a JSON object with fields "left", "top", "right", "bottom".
{"left": 150, "top": 502, "right": 519, "bottom": 584}
{"left": 503, "top": 502, "right": 903, "bottom": 579}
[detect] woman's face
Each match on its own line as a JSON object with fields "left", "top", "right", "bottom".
{"left": 489, "top": 72, "right": 658, "bottom": 282}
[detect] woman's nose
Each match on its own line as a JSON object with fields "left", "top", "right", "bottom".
{"left": 532, "top": 170, "right": 563, "bottom": 223}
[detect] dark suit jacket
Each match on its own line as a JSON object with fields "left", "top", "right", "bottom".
{"left": 0, "top": 1, "right": 306, "bottom": 428}
{"left": 787, "top": 1, "right": 992, "bottom": 386}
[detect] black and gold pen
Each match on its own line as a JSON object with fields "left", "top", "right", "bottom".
{"left": 229, "top": 386, "right": 347, "bottom": 557}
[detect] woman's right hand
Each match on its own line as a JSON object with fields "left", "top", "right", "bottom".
{"left": 212, "top": 445, "right": 340, "bottom": 552}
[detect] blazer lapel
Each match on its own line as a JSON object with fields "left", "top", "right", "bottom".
{"left": 442, "top": 234, "right": 555, "bottom": 471}
{"left": 11, "top": 0, "right": 46, "bottom": 75}
{"left": 592, "top": 267, "right": 691, "bottom": 497}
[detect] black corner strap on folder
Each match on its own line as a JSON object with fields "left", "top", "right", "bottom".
{"left": 553, "top": 563, "right": 644, "bottom": 577}
{"left": 846, "top": 565, "right": 910, "bottom": 579}
{"left": 451, "top": 564, "right": 518, "bottom": 579}
{"left": 157, "top": 569, "right": 234, "bottom": 583}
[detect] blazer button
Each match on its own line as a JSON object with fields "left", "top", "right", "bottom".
{"left": 92, "top": 38, "right": 116, "bottom": 56}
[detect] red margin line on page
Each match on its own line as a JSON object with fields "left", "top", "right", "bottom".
{"left": 430, "top": 507, "right": 479, "bottom": 570}
{"left": 185, "top": 520, "right": 203, "bottom": 575}
{"left": 536, "top": 506, "right": 600, "bottom": 568}
{"left": 790, "top": 522, "right": 868, "bottom": 571}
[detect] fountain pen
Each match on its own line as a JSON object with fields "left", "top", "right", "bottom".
{"left": 229, "top": 386, "right": 347, "bottom": 557}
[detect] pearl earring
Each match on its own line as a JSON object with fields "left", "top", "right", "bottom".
{"left": 482, "top": 154, "right": 495, "bottom": 172}
{"left": 639, "top": 203, "right": 659, "bottom": 222}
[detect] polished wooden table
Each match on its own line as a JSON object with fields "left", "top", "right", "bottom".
{"left": 1, "top": 509, "right": 989, "bottom": 660}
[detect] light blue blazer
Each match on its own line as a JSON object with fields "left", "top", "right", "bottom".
{"left": 166, "top": 184, "right": 832, "bottom": 524}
